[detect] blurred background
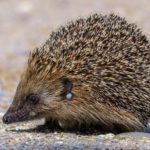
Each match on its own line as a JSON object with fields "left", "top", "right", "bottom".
{"left": 0, "top": 0, "right": 150, "bottom": 116}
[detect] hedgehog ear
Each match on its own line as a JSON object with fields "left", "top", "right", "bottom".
{"left": 60, "top": 76, "right": 73, "bottom": 96}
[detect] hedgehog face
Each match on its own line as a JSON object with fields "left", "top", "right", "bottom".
{"left": 2, "top": 72, "right": 74, "bottom": 124}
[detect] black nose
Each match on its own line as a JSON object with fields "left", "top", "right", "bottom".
{"left": 3, "top": 114, "right": 11, "bottom": 124}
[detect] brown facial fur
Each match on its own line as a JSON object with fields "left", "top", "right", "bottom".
{"left": 3, "top": 14, "right": 150, "bottom": 133}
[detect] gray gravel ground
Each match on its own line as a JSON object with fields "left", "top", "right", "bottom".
{"left": 1, "top": 0, "right": 150, "bottom": 149}
{"left": 1, "top": 119, "right": 150, "bottom": 150}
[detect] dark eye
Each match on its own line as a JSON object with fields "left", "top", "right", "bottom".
{"left": 27, "top": 94, "right": 39, "bottom": 104}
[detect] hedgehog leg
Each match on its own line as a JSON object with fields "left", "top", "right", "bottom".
{"left": 45, "top": 118, "right": 61, "bottom": 130}
{"left": 35, "top": 118, "right": 62, "bottom": 132}
{"left": 144, "top": 125, "right": 150, "bottom": 133}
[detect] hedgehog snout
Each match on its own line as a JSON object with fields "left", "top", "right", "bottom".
{"left": 3, "top": 113, "right": 11, "bottom": 124}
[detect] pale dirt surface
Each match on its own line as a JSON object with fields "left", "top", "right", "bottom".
{"left": 1, "top": 0, "right": 150, "bottom": 149}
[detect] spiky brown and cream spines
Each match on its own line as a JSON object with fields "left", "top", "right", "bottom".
{"left": 3, "top": 14, "right": 150, "bottom": 133}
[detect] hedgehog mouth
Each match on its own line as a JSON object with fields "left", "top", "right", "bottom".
{"left": 2, "top": 110, "right": 39, "bottom": 124}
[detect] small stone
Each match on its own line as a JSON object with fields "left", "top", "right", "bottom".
{"left": 9, "top": 140, "right": 15, "bottom": 143}
{"left": 141, "top": 137, "right": 148, "bottom": 140}
{"left": 96, "top": 138, "right": 106, "bottom": 142}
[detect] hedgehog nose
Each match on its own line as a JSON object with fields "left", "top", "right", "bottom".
{"left": 3, "top": 114, "right": 11, "bottom": 124}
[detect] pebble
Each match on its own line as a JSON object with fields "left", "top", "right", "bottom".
{"left": 9, "top": 140, "right": 15, "bottom": 144}
{"left": 55, "top": 141, "right": 63, "bottom": 144}
{"left": 96, "top": 138, "right": 106, "bottom": 142}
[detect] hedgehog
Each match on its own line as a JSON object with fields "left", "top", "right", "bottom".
{"left": 2, "top": 14, "right": 150, "bottom": 133}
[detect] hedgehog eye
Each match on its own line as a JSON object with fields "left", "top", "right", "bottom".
{"left": 27, "top": 94, "right": 39, "bottom": 104}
